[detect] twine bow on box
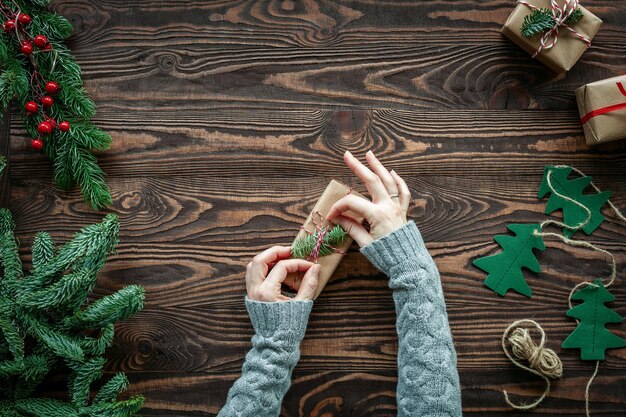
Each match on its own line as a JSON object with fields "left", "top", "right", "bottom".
{"left": 518, "top": 0, "right": 591, "bottom": 57}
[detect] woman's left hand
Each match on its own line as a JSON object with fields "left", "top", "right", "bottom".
{"left": 245, "top": 246, "right": 320, "bottom": 302}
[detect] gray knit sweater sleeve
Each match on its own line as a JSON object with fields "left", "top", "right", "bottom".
{"left": 360, "top": 221, "right": 462, "bottom": 416}
{"left": 217, "top": 297, "right": 312, "bottom": 417}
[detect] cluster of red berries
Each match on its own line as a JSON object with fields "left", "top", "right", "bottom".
{"left": 3, "top": 13, "right": 52, "bottom": 54}
{"left": 24, "top": 81, "right": 71, "bottom": 150}
{"left": 3, "top": 12, "right": 70, "bottom": 150}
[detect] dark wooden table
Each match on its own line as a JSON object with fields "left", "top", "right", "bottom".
{"left": 3, "top": 1, "right": 626, "bottom": 415}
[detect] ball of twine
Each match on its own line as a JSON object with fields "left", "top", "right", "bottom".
{"left": 501, "top": 319, "right": 563, "bottom": 409}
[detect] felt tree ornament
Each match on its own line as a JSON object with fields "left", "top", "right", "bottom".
{"left": 521, "top": 7, "right": 583, "bottom": 37}
{"left": 0, "top": 202, "right": 145, "bottom": 416}
{"left": 473, "top": 223, "right": 545, "bottom": 297}
{"left": 538, "top": 166, "right": 611, "bottom": 238}
{"left": 0, "top": 0, "right": 112, "bottom": 209}
{"left": 562, "top": 280, "right": 626, "bottom": 360}
{"left": 291, "top": 224, "right": 347, "bottom": 260}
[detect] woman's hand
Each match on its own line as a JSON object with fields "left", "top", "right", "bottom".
{"left": 246, "top": 246, "right": 320, "bottom": 302}
{"left": 327, "top": 150, "right": 411, "bottom": 247}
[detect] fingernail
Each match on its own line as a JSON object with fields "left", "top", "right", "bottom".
{"left": 345, "top": 150, "right": 352, "bottom": 156}
{"left": 366, "top": 150, "right": 372, "bottom": 155}
{"left": 390, "top": 170, "right": 396, "bottom": 175}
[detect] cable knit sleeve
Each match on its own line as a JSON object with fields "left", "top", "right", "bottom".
{"left": 360, "top": 221, "right": 462, "bottom": 417}
{"left": 217, "top": 297, "right": 312, "bottom": 417}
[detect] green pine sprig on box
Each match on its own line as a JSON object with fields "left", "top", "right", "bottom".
{"left": 521, "top": 8, "right": 584, "bottom": 37}
{"left": 0, "top": 0, "right": 112, "bottom": 209}
{"left": 291, "top": 224, "right": 347, "bottom": 259}
{"left": 0, "top": 160, "right": 144, "bottom": 416}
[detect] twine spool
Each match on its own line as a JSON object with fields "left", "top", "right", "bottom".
{"left": 501, "top": 320, "right": 563, "bottom": 409}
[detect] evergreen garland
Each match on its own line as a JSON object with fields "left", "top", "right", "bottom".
{"left": 0, "top": 0, "right": 112, "bottom": 210}
{"left": 0, "top": 157, "right": 144, "bottom": 416}
{"left": 521, "top": 8, "right": 584, "bottom": 37}
{"left": 291, "top": 224, "right": 347, "bottom": 260}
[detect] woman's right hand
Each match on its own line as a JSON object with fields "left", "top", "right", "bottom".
{"left": 327, "top": 150, "right": 411, "bottom": 247}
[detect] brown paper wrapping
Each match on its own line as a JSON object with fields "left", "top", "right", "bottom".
{"left": 501, "top": 1, "right": 602, "bottom": 73}
{"left": 575, "top": 75, "right": 626, "bottom": 145}
{"left": 286, "top": 180, "right": 365, "bottom": 299}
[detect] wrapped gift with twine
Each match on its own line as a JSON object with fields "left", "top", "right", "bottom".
{"left": 501, "top": 0, "right": 602, "bottom": 73}
{"left": 576, "top": 75, "right": 626, "bottom": 145}
{"left": 287, "top": 180, "right": 365, "bottom": 299}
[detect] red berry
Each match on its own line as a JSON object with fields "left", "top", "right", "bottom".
{"left": 58, "top": 121, "right": 70, "bottom": 132}
{"left": 38, "top": 121, "right": 53, "bottom": 135}
{"left": 33, "top": 35, "right": 48, "bottom": 48}
{"left": 45, "top": 81, "right": 59, "bottom": 94}
{"left": 47, "top": 118, "right": 57, "bottom": 128}
{"left": 31, "top": 139, "right": 44, "bottom": 150}
{"left": 24, "top": 101, "right": 39, "bottom": 114}
{"left": 17, "top": 14, "right": 31, "bottom": 25}
{"left": 20, "top": 41, "right": 33, "bottom": 55}
{"left": 3, "top": 20, "right": 15, "bottom": 32}
{"left": 41, "top": 96, "right": 54, "bottom": 107}
{"left": 42, "top": 43, "right": 52, "bottom": 51}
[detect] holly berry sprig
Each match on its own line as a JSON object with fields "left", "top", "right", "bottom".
{"left": 2, "top": 7, "right": 71, "bottom": 150}
{"left": 0, "top": 0, "right": 112, "bottom": 209}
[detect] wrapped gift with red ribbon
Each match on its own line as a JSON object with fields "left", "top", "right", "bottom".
{"left": 576, "top": 75, "right": 626, "bottom": 145}
{"left": 501, "top": 0, "right": 602, "bottom": 73}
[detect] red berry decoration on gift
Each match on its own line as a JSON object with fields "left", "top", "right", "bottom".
{"left": 41, "top": 96, "right": 54, "bottom": 107}
{"left": 24, "top": 101, "right": 39, "bottom": 114}
{"left": 20, "top": 41, "right": 33, "bottom": 55}
{"left": 33, "top": 35, "right": 48, "bottom": 48}
{"left": 45, "top": 81, "right": 59, "bottom": 94}
{"left": 31, "top": 139, "right": 43, "bottom": 150}
{"left": 3, "top": 20, "right": 15, "bottom": 32}
{"left": 58, "top": 121, "right": 70, "bottom": 132}
{"left": 17, "top": 13, "right": 31, "bottom": 25}
{"left": 38, "top": 121, "right": 53, "bottom": 135}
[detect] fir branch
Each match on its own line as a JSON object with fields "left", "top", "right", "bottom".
{"left": 0, "top": 209, "right": 24, "bottom": 285}
{"left": 291, "top": 224, "right": 347, "bottom": 259}
{"left": 65, "top": 285, "right": 145, "bottom": 329}
{"left": 521, "top": 8, "right": 584, "bottom": 37}
{"left": 69, "top": 356, "right": 106, "bottom": 406}
{"left": 94, "top": 373, "right": 130, "bottom": 404}
{"left": 15, "top": 398, "right": 79, "bottom": 417}
{"left": 32, "top": 232, "right": 55, "bottom": 270}
{"left": 1, "top": 210, "right": 144, "bottom": 415}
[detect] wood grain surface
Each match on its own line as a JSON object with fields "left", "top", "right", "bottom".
{"left": 4, "top": 0, "right": 626, "bottom": 415}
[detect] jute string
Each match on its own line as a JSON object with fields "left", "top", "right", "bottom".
{"left": 503, "top": 166, "right": 625, "bottom": 414}
{"left": 501, "top": 319, "right": 563, "bottom": 409}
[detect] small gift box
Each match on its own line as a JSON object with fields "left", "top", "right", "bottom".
{"left": 287, "top": 180, "right": 365, "bottom": 299}
{"left": 501, "top": 0, "right": 602, "bottom": 73}
{"left": 576, "top": 75, "right": 626, "bottom": 145}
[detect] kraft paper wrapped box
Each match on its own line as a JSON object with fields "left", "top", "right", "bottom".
{"left": 576, "top": 75, "right": 626, "bottom": 145}
{"left": 501, "top": 0, "right": 602, "bottom": 73}
{"left": 286, "top": 180, "right": 365, "bottom": 299}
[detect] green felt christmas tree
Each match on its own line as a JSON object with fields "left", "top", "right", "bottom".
{"left": 0, "top": 161, "right": 144, "bottom": 416}
{"left": 538, "top": 166, "right": 611, "bottom": 238}
{"left": 0, "top": 0, "right": 112, "bottom": 209}
{"left": 562, "top": 280, "right": 626, "bottom": 361}
{"left": 473, "top": 223, "right": 545, "bottom": 297}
